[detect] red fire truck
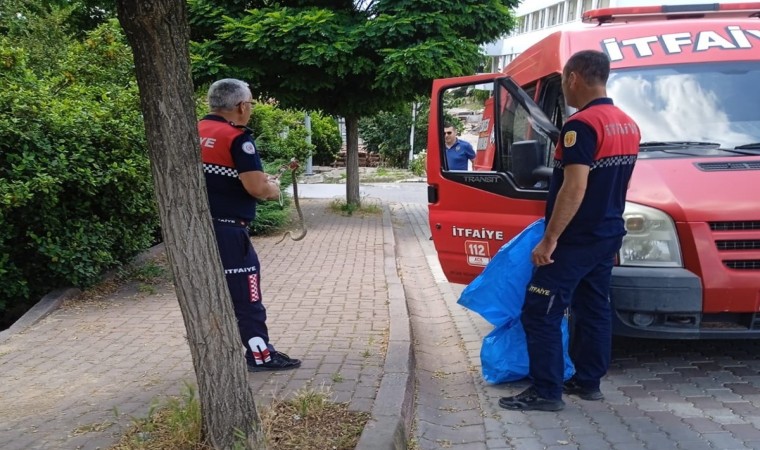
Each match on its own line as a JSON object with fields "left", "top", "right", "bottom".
{"left": 427, "top": 3, "right": 760, "bottom": 338}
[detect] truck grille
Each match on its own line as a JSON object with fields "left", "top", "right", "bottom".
{"left": 716, "top": 240, "right": 760, "bottom": 250}
{"left": 724, "top": 260, "right": 760, "bottom": 270}
{"left": 710, "top": 221, "right": 760, "bottom": 271}
{"left": 709, "top": 221, "right": 760, "bottom": 231}
{"left": 697, "top": 161, "right": 760, "bottom": 171}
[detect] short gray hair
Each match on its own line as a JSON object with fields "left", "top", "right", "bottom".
{"left": 207, "top": 79, "right": 251, "bottom": 111}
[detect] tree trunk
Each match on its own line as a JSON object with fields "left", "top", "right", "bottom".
{"left": 115, "top": 1, "right": 264, "bottom": 448}
{"left": 344, "top": 115, "right": 361, "bottom": 206}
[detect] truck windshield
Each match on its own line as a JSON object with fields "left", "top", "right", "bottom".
{"left": 607, "top": 61, "right": 760, "bottom": 150}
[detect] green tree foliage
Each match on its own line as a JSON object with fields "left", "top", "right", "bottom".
{"left": 187, "top": 0, "right": 517, "bottom": 203}
{"left": 189, "top": 0, "right": 516, "bottom": 114}
{"left": 0, "top": 18, "right": 156, "bottom": 321}
{"left": 248, "top": 102, "right": 341, "bottom": 167}
{"left": 359, "top": 98, "right": 429, "bottom": 168}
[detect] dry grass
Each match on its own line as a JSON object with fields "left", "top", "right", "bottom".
{"left": 111, "top": 385, "right": 370, "bottom": 450}
{"left": 261, "top": 386, "right": 370, "bottom": 450}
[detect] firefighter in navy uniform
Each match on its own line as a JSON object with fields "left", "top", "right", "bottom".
{"left": 199, "top": 78, "right": 301, "bottom": 372}
{"left": 500, "top": 51, "right": 640, "bottom": 411}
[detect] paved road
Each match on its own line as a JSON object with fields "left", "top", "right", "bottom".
{"left": 299, "top": 183, "right": 760, "bottom": 449}
{"left": 289, "top": 181, "right": 427, "bottom": 204}
{"left": 395, "top": 202, "right": 760, "bottom": 450}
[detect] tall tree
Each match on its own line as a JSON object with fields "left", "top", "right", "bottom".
{"left": 188, "top": 0, "right": 516, "bottom": 205}
{"left": 115, "top": 1, "right": 264, "bottom": 448}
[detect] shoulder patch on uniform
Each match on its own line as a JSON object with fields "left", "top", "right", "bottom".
{"left": 563, "top": 130, "right": 577, "bottom": 148}
{"left": 242, "top": 141, "right": 256, "bottom": 155}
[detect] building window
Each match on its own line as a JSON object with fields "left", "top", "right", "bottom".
{"left": 581, "top": 0, "right": 594, "bottom": 14}
{"left": 531, "top": 11, "right": 540, "bottom": 30}
{"left": 558, "top": 3, "right": 565, "bottom": 23}
{"left": 548, "top": 5, "right": 558, "bottom": 26}
{"left": 598, "top": 0, "right": 610, "bottom": 8}
{"left": 567, "top": 0, "right": 578, "bottom": 20}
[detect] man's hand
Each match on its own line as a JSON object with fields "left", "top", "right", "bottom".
{"left": 240, "top": 171, "right": 280, "bottom": 201}
{"left": 531, "top": 236, "right": 557, "bottom": 266}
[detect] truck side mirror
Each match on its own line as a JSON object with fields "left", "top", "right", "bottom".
{"left": 512, "top": 140, "right": 551, "bottom": 188}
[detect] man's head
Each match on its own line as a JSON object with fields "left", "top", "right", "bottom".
{"left": 207, "top": 78, "right": 253, "bottom": 126}
{"left": 561, "top": 50, "right": 610, "bottom": 109}
{"left": 443, "top": 123, "right": 457, "bottom": 147}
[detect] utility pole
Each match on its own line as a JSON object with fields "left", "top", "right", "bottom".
{"left": 305, "top": 112, "right": 313, "bottom": 176}
{"left": 408, "top": 102, "right": 418, "bottom": 169}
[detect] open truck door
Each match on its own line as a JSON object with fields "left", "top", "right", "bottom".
{"left": 427, "top": 75, "right": 561, "bottom": 284}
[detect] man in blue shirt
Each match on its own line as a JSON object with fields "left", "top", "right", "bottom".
{"left": 444, "top": 123, "right": 476, "bottom": 170}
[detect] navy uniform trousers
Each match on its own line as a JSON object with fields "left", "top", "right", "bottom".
{"left": 521, "top": 236, "right": 623, "bottom": 401}
{"left": 212, "top": 221, "right": 271, "bottom": 365}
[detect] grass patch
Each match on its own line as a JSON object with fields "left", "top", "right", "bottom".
{"left": 111, "top": 384, "right": 205, "bottom": 450}
{"left": 329, "top": 199, "right": 382, "bottom": 217}
{"left": 111, "top": 385, "right": 370, "bottom": 450}
{"left": 359, "top": 168, "right": 414, "bottom": 183}
{"left": 124, "top": 260, "right": 169, "bottom": 284}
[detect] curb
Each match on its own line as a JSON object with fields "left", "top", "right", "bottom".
{"left": 355, "top": 205, "right": 415, "bottom": 450}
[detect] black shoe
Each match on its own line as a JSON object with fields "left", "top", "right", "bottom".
{"left": 563, "top": 378, "right": 604, "bottom": 401}
{"left": 247, "top": 351, "right": 301, "bottom": 372}
{"left": 499, "top": 387, "right": 565, "bottom": 411}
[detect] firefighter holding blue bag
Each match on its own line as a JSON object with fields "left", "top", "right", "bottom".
{"left": 499, "top": 50, "right": 641, "bottom": 411}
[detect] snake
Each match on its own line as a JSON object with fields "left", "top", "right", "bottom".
{"left": 275, "top": 160, "right": 307, "bottom": 244}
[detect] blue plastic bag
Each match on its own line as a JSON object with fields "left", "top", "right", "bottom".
{"left": 458, "top": 219, "right": 546, "bottom": 327}
{"left": 480, "top": 317, "right": 575, "bottom": 384}
{"left": 458, "top": 218, "right": 575, "bottom": 384}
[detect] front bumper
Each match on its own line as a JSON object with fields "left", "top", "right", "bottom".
{"left": 610, "top": 266, "right": 760, "bottom": 339}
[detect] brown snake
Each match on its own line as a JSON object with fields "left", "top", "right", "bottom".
{"left": 275, "top": 160, "right": 307, "bottom": 244}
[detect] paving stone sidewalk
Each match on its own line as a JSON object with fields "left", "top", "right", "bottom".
{"left": 0, "top": 199, "right": 392, "bottom": 450}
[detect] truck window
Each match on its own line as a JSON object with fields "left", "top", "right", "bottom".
{"left": 498, "top": 84, "right": 551, "bottom": 189}
{"left": 538, "top": 76, "right": 568, "bottom": 169}
{"left": 437, "top": 78, "right": 558, "bottom": 200}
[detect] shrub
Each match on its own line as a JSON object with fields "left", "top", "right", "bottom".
{"left": 0, "top": 21, "right": 157, "bottom": 322}
{"left": 249, "top": 102, "right": 313, "bottom": 163}
{"left": 249, "top": 161, "right": 293, "bottom": 236}
{"left": 410, "top": 151, "right": 427, "bottom": 177}
{"left": 309, "top": 113, "right": 341, "bottom": 166}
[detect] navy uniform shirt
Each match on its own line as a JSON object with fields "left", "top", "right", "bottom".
{"left": 546, "top": 98, "right": 640, "bottom": 244}
{"left": 199, "top": 115, "right": 264, "bottom": 222}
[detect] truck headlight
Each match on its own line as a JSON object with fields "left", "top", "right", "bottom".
{"left": 619, "top": 202, "right": 682, "bottom": 267}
